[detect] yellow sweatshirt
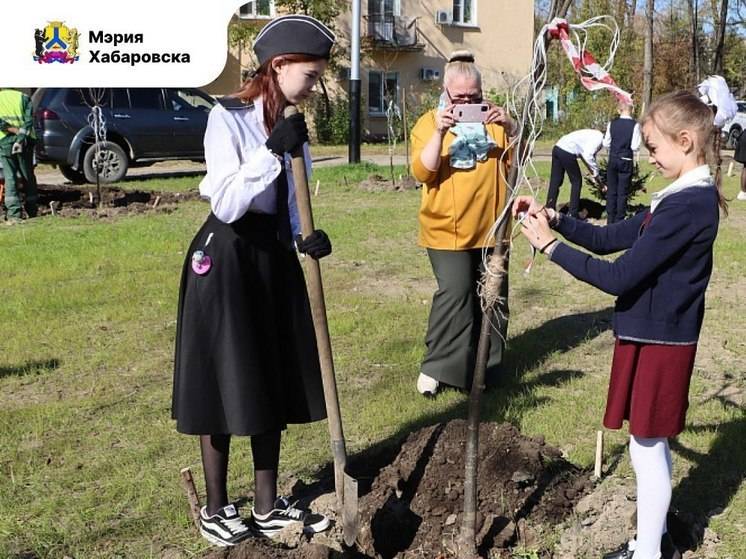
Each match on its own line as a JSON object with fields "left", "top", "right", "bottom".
{"left": 411, "top": 109, "right": 512, "bottom": 250}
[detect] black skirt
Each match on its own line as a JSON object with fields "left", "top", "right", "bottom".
{"left": 735, "top": 130, "right": 746, "bottom": 164}
{"left": 172, "top": 212, "right": 327, "bottom": 435}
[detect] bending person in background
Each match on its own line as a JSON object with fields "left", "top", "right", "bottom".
{"left": 410, "top": 50, "right": 515, "bottom": 397}
{"left": 515, "top": 91, "right": 725, "bottom": 559}
{"left": 546, "top": 128, "right": 603, "bottom": 218}
{"left": 603, "top": 101, "right": 641, "bottom": 223}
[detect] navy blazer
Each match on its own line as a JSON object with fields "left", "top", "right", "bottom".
{"left": 550, "top": 185, "right": 720, "bottom": 344}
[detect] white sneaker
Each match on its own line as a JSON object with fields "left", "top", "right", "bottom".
{"left": 252, "top": 497, "right": 330, "bottom": 537}
{"left": 417, "top": 372, "right": 439, "bottom": 396}
{"left": 737, "top": 191, "right": 746, "bottom": 201}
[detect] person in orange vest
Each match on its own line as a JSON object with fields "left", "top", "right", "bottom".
{"left": 410, "top": 51, "right": 515, "bottom": 396}
{"left": 0, "top": 88, "right": 38, "bottom": 223}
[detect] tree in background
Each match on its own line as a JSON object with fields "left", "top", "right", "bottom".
{"left": 228, "top": 20, "right": 260, "bottom": 83}
{"left": 538, "top": 0, "right": 746, "bottom": 137}
{"left": 643, "top": 0, "right": 654, "bottom": 108}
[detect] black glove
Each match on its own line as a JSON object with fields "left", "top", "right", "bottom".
{"left": 296, "top": 229, "right": 332, "bottom": 259}
{"left": 266, "top": 113, "right": 309, "bottom": 156}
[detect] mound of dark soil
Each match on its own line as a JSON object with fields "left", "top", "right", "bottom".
{"left": 30, "top": 184, "right": 201, "bottom": 218}
{"left": 201, "top": 420, "right": 592, "bottom": 559}
{"left": 356, "top": 420, "right": 591, "bottom": 558}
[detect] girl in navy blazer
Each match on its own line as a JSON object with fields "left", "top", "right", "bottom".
{"left": 514, "top": 91, "right": 726, "bottom": 559}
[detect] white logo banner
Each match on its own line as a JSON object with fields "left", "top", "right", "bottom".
{"left": 1, "top": 0, "right": 246, "bottom": 87}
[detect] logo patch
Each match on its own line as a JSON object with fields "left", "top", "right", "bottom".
{"left": 34, "top": 21, "right": 80, "bottom": 64}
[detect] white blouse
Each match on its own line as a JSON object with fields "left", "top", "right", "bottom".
{"left": 555, "top": 128, "right": 604, "bottom": 176}
{"left": 198, "top": 98, "right": 312, "bottom": 236}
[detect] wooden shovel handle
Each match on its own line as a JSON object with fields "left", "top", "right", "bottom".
{"left": 284, "top": 105, "right": 348, "bottom": 501}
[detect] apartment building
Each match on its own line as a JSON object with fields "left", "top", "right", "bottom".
{"left": 206, "top": 0, "right": 534, "bottom": 137}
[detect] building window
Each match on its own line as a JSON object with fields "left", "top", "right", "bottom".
{"left": 368, "top": 0, "right": 400, "bottom": 17}
{"left": 452, "top": 0, "right": 476, "bottom": 25}
{"left": 239, "top": 1, "right": 274, "bottom": 19}
{"left": 368, "top": 71, "right": 399, "bottom": 115}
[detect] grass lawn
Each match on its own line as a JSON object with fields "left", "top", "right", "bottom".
{"left": 0, "top": 162, "right": 744, "bottom": 558}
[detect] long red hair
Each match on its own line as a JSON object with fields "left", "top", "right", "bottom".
{"left": 233, "top": 53, "right": 321, "bottom": 133}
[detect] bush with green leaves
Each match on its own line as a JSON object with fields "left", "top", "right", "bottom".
{"left": 311, "top": 92, "right": 350, "bottom": 145}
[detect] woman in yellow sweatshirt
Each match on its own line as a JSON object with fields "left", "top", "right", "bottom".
{"left": 411, "top": 51, "right": 514, "bottom": 396}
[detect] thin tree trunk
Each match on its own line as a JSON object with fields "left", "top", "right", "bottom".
{"left": 616, "top": 0, "right": 628, "bottom": 29}
{"left": 712, "top": 0, "right": 729, "bottom": 75}
{"left": 643, "top": 0, "right": 654, "bottom": 108}
{"left": 630, "top": 0, "right": 638, "bottom": 19}
{"left": 688, "top": 0, "right": 701, "bottom": 86}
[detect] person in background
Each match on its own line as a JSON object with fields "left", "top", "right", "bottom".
{"left": 410, "top": 50, "right": 515, "bottom": 397}
{"left": 734, "top": 129, "right": 746, "bottom": 201}
{"left": 603, "top": 101, "right": 642, "bottom": 222}
{"left": 0, "top": 88, "right": 38, "bottom": 223}
{"left": 546, "top": 128, "right": 604, "bottom": 218}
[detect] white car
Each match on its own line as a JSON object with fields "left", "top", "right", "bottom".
{"left": 723, "top": 100, "right": 746, "bottom": 149}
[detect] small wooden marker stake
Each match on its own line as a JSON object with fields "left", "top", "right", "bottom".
{"left": 314, "top": 179, "right": 320, "bottom": 196}
{"left": 180, "top": 467, "right": 202, "bottom": 530}
{"left": 727, "top": 161, "right": 734, "bottom": 177}
{"left": 88, "top": 192, "right": 94, "bottom": 205}
{"left": 594, "top": 430, "right": 604, "bottom": 478}
{"left": 152, "top": 195, "right": 161, "bottom": 209}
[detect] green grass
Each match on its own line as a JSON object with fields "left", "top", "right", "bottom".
{"left": 0, "top": 163, "right": 744, "bottom": 558}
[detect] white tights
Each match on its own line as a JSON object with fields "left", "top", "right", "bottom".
{"left": 629, "top": 435, "right": 672, "bottom": 559}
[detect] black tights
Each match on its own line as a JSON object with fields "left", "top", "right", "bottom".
{"left": 200, "top": 430, "right": 282, "bottom": 516}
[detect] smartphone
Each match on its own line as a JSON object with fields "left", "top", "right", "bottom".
{"left": 453, "top": 103, "right": 490, "bottom": 123}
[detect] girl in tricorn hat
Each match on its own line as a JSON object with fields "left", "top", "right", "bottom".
{"left": 172, "top": 14, "right": 335, "bottom": 547}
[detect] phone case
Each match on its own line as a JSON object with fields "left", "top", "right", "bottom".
{"left": 454, "top": 103, "right": 489, "bottom": 123}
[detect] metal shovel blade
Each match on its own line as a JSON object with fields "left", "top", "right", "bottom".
{"left": 342, "top": 472, "right": 359, "bottom": 547}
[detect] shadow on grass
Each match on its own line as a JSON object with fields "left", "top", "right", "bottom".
{"left": 0, "top": 358, "right": 60, "bottom": 379}
{"left": 292, "top": 308, "right": 613, "bottom": 503}
{"left": 668, "top": 414, "right": 746, "bottom": 552}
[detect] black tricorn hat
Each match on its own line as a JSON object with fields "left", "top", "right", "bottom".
{"left": 253, "top": 15, "right": 336, "bottom": 65}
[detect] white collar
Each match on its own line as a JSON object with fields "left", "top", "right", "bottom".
{"left": 650, "top": 165, "right": 712, "bottom": 213}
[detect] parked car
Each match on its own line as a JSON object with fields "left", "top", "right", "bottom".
{"left": 722, "top": 100, "right": 746, "bottom": 149}
{"left": 32, "top": 87, "right": 215, "bottom": 183}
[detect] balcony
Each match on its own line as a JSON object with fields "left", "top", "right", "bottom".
{"left": 363, "top": 14, "right": 425, "bottom": 51}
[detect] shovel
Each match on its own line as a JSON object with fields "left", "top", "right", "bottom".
{"left": 284, "top": 105, "right": 359, "bottom": 547}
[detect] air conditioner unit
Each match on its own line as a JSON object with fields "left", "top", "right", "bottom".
{"left": 435, "top": 9, "right": 452, "bottom": 25}
{"left": 420, "top": 67, "right": 441, "bottom": 81}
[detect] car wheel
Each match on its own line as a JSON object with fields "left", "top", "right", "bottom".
{"left": 727, "top": 127, "right": 742, "bottom": 150}
{"left": 59, "top": 165, "right": 87, "bottom": 184}
{"left": 83, "top": 141, "right": 128, "bottom": 183}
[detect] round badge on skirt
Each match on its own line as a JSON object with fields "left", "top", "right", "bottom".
{"left": 191, "top": 250, "right": 212, "bottom": 275}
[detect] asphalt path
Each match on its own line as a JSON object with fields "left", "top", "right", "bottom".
{"left": 30, "top": 147, "right": 738, "bottom": 186}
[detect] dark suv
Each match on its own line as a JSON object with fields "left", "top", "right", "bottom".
{"left": 32, "top": 88, "right": 215, "bottom": 183}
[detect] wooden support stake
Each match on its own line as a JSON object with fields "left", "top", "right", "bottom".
{"left": 594, "top": 430, "right": 604, "bottom": 478}
{"left": 727, "top": 161, "right": 734, "bottom": 177}
{"left": 88, "top": 191, "right": 94, "bottom": 205}
{"left": 314, "top": 179, "right": 320, "bottom": 196}
{"left": 49, "top": 202, "right": 57, "bottom": 216}
{"left": 152, "top": 195, "right": 161, "bottom": 209}
{"left": 180, "top": 467, "right": 201, "bottom": 530}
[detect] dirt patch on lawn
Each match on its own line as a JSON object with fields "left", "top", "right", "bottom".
{"left": 25, "top": 184, "right": 201, "bottom": 218}
{"left": 358, "top": 174, "right": 418, "bottom": 193}
{"left": 202, "top": 420, "right": 593, "bottom": 559}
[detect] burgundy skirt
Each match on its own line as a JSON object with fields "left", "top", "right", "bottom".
{"left": 604, "top": 338, "right": 698, "bottom": 438}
